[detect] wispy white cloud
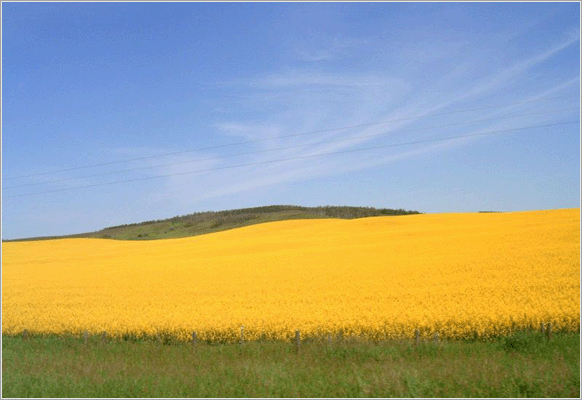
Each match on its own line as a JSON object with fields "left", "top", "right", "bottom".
{"left": 175, "top": 32, "right": 578, "bottom": 205}
{"left": 213, "top": 122, "right": 283, "bottom": 144}
{"left": 390, "top": 34, "right": 581, "bottom": 126}
{"left": 295, "top": 37, "right": 368, "bottom": 62}
{"left": 23, "top": 26, "right": 569, "bottom": 216}
{"left": 253, "top": 71, "right": 408, "bottom": 93}
{"left": 22, "top": 32, "right": 578, "bottom": 213}
{"left": 567, "top": 26, "right": 581, "bottom": 42}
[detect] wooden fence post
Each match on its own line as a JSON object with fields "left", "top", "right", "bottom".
{"left": 84, "top": 330, "right": 89, "bottom": 345}
{"left": 101, "top": 331, "right": 107, "bottom": 344}
{"left": 415, "top": 329, "right": 420, "bottom": 347}
{"left": 546, "top": 323, "right": 552, "bottom": 341}
{"left": 23, "top": 329, "right": 28, "bottom": 340}
{"left": 240, "top": 326, "right": 244, "bottom": 346}
{"left": 191, "top": 331, "right": 197, "bottom": 347}
{"left": 295, "top": 330, "right": 301, "bottom": 354}
{"left": 434, "top": 333, "right": 439, "bottom": 346}
{"left": 540, "top": 322, "right": 545, "bottom": 335}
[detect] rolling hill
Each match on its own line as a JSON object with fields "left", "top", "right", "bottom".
{"left": 4, "top": 205, "right": 421, "bottom": 241}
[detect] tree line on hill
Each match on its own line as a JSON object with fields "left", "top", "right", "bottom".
{"left": 4, "top": 205, "right": 421, "bottom": 242}
{"left": 102, "top": 205, "right": 421, "bottom": 230}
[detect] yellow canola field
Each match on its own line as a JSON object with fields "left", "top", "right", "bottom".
{"left": 2, "top": 208, "right": 580, "bottom": 342}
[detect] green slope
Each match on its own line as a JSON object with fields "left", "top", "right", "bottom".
{"left": 5, "top": 205, "right": 421, "bottom": 241}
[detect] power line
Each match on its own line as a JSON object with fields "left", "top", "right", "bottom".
{"left": 4, "top": 95, "right": 578, "bottom": 181}
{"left": 3, "top": 120, "right": 578, "bottom": 199}
{"left": 3, "top": 107, "right": 578, "bottom": 190}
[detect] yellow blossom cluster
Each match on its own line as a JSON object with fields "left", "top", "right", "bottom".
{"left": 2, "top": 208, "right": 579, "bottom": 342}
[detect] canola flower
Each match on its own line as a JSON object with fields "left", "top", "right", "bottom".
{"left": 2, "top": 209, "right": 579, "bottom": 342}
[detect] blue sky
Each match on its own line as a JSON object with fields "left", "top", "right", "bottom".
{"left": 2, "top": 2, "right": 580, "bottom": 239}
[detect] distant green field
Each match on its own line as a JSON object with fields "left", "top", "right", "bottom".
{"left": 4, "top": 205, "right": 420, "bottom": 241}
{"left": 2, "top": 332, "right": 579, "bottom": 398}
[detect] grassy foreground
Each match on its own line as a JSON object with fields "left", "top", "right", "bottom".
{"left": 2, "top": 332, "right": 579, "bottom": 398}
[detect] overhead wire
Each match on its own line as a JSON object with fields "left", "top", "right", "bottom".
{"left": 3, "top": 95, "right": 578, "bottom": 181}
{"left": 3, "top": 120, "right": 579, "bottom": 199}
{"left": 2, "top": 106, "right": 578, "bottom": 190}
